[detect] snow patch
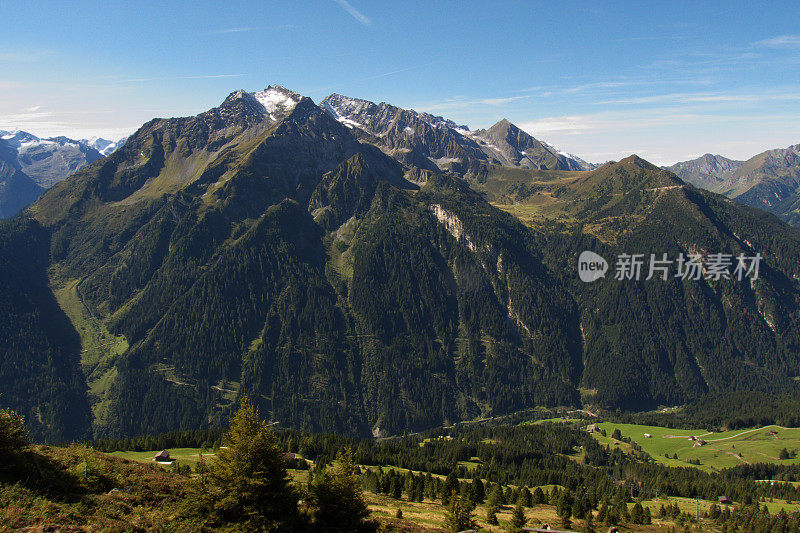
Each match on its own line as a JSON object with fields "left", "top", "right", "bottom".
{"left": 320, "top": 100, "right": 363, "bottom": 129}
{"left": 252, "top": 87, "right": 300, "bottom": 118}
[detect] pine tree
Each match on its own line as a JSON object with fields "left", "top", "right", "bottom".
{"left": 309, "top": 448, "right": 377, "bottom": 532}
{"left": 442, "top": 471, "right": 459, "bottom": 506}
{"left": 511, "top": 499, "right": 528, "bottom": 530}
{"left": 443, "top": 492, "right": 476, "bottom": 532}
{"left": 533, "top": 486, "right": 546, "bottom": 504}
{"left": 631, "top": 502, "right": 644, "bottom": 524}
{"left": 390, "top": 476, "right": 403, "bottom": 500}
{"left": 519, "top": 486, "right": 533, "bottom": 507}
{"left": 196, "top": 398, "right": 302, "bottom": 531}
{"left": 470, "top": 476, "right": 485, "bottom": 504}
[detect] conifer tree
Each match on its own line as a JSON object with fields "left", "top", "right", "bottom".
{"left": 197, "top": 398, "right": 301, "bottom": 531}
{"left": 309, "top": 448, "right": 376, "bottom": 532}
{"left": 470, "top": 476, "right": 485, "bottom": 504}
{"left": 443, "top": 492, "right": 476, "bottom": 532}
{"left": 442, "top": 471, "right": 459, "bottom": 506}
{"left": 511, "top": 499, "right": 528, "bottom": 531}
{"left": 520, "top": 486, "right": 533, "bottom": 507}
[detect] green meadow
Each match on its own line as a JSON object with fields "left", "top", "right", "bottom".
{"left": 109, "top": 447, "right": 212, "bottom": 468}
{"left": 594, "top": 422, "right": 800, "bottom": 472}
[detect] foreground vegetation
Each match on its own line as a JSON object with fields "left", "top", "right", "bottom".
{"left": 5, "top": 401, "right": 800, "bottom": 531}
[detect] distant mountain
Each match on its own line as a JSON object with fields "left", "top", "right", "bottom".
{"left": 2, "top": 85, "right": 800, "bottom": 443}
{"left": 668, "top": 145, "right": 800, "bottom": 226}
{"left": 666, "top": 154, "right": 743, "bottom": 193}
{"left": 0, "top": 131, "right": 124, "bottom": 218}
{"left": 0, "top": 138, "right": 44, "bottom": 218}
{"left": 0, "top": 130, "right": 104, "bottom": 188}
{"left": 320, "top": 94, "right": 594, "bottom": 178}
{"left": 473, "top": 119, "right": 588, "bottom": 171}
{"left": 81, "top": 136, "right": 128, "bottom": 156}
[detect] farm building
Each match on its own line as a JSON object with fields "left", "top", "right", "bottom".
{"left": 643, "top": 433, "right": 651, "bottom": 438}
{"left": 718, "top": 496, "right": 733, "bottom": 505}
{"left": 154, "top": 450, "right": 171, "bottom": 462}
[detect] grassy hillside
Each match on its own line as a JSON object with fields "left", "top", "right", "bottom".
{"left": 1, "top": 444, "right": 192, "bottom": 530}
{"left": 593, "top": 422, "right": 800, "bottom": 472}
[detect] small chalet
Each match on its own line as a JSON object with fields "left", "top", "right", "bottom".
{"left": 643, "top": 433, "right": 652, "bottom": 438}
{"left": 154, "top": 450, "right": 171, "bottom": 462}
{"left": 695, "top": 439, "right": 707, "bottom": 446}
{"left": 718, "top": 495, "right": 733, "bottom": 505}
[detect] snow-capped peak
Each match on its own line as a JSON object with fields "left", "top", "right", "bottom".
{"left": 80, "top": 136, "right": 127, "bottom": 156}
{"left": 251, "top": 86, "right": 301, "bottom": 118}
{"left": 0, "top": 130, "right": 42, "bottom": 148}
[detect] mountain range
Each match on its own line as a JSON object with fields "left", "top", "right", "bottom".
{"left": 0, "top": 131, "right": 126, "bottom": 218}
{"left": 320, "top": 93, "right": 595, "bottom": 178}
{"left": 668, "top": 145, "right": 800, "bottom": 227}
{"left": 1, "top": 85, "right": 799, "bottom": 443}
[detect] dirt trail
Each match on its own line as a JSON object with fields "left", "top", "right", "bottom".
{"left": 705, "top": 425, "right": 788, "bottom": 443}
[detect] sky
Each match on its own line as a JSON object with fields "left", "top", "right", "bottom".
{"left": 1, "top": 0, "right": 799, "bottom": 165}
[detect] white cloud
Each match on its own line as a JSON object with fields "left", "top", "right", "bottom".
{"left": 599, "top": 91, "right": 800, "bottom": 105}
{"left": 754, "top": 35, "right": 800, "bottom": 48}
{"left": 518, "top": 116, "right": 594, "bottom": 135}
{"left": 0, "top": 51, "right": 54, "bottom": 62}
{"left": 25, "top": 105, "right": 42, "bottom": 112}
{"left": 209, "top": 27, "right": 252, "bottom": 35}
{"left": 333, "top": 0, "right": 371, "bottom": 26}
{"left": 415, "top": 95, "right": 531, "bottom": 112}
{"left": 121, "top": 74, "right": 244, "bottom": 83}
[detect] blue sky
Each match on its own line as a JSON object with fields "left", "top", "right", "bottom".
{"left": 1, "top": 0, "right": 799, "bottom": 164}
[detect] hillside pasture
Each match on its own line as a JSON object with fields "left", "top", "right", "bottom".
{"left": 594, "top": 423, "right": 800, "bottom": 472}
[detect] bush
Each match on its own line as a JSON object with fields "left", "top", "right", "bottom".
{"left": 0, "top": 407, "right": 28, "bottom": 474}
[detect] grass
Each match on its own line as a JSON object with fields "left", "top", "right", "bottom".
{"left": 110, "top": 447, "right": 213, "bottom": 469}
{"left": 593, "top": 422, "right": 800, "bottom": 472}
{"left": 52, "top": 278, "right": 128, "bottom": 432}
{"left": 1, "top": 444, "right": 191, "bottom": 531}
